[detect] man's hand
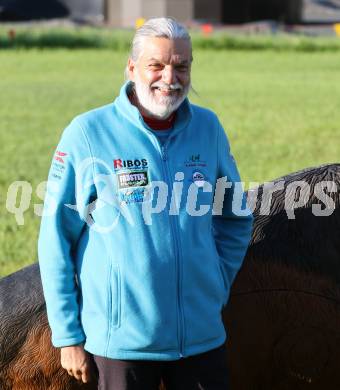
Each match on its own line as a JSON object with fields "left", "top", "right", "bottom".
{"left": 60, "top": 343, "right": 94, "bottom": 383}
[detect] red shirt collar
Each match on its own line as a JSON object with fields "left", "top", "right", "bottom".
{"left": 141, "top": 112, "right": 176, "bottom": 130}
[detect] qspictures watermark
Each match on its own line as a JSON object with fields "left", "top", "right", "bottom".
{"left": 4, "top": 173, "right": 339, "bottom": 229}
{"left": 6, "top": 180, "right": 47, "bottom": 225}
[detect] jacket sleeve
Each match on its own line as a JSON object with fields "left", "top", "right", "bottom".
{"left": 38, "top": 118, "right": 96, "bottom": 347}
{"left": 212, "top": 121, "right": 254, "bottom": 306}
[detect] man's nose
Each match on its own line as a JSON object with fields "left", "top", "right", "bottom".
{"left": 162, "top": 65, "right": 176, "bottom": 85}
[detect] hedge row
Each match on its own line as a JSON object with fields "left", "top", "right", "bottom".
{"left": 0, "top": 28, "right": 133, "bottom": 50}
{"left": 1, "top": 26, "right": 340, "bottom": 51}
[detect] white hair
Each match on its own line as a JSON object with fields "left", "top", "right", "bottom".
{"left": 125, "top": 17, "right": 192, "bottom": 79}
{"left": 130, "top": 17, "right": 192, "bottom": 62}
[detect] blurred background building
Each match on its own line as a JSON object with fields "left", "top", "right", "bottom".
{"left": 104, "top": 0, "right": 303, "bottom": 26}
{"left": 1, "top": 0, "right": 340, "bottom": 26}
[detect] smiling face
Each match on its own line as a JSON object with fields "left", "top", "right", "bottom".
{"left": 127, "top": 37, "right": 192, "bottom": 119}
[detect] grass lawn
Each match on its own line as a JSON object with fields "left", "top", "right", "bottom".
{"left": 0, "top": 48, "right": 339, "bottom": 277}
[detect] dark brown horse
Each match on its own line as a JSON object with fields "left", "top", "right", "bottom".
{"left": 1, "top": 163, "right": 339, "bottom": 389}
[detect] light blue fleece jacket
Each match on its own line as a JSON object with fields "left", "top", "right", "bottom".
{"left": 38, "top": 81, "right": 253, "bottom": 360}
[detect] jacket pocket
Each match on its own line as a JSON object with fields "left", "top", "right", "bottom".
{"left": 107, "top": 261, "right": 121, "bottom": 329}
{"left": 217, "top": 261, "right": 229, "bottom": 306}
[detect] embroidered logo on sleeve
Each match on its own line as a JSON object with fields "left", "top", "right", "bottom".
{"left": 54, "top": 150, "right": 67, "bottom": 164}
{"left": 50, "top": 151, "right": 68, "bottom": 180}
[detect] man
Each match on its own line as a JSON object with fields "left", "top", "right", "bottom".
{"left": 38, "top": 17, "right": 253, "bottom": 390}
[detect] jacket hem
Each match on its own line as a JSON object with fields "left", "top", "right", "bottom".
{"left": 84, "top": 332, "right": 226, "bottom": 361}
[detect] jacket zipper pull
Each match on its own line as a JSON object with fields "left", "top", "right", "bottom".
{"left": 161, "top": 145, "right": 167, "bottom": 161}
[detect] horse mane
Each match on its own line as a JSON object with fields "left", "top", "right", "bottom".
{"left": 247, "top": 163, "right": 340, "bottom": 283}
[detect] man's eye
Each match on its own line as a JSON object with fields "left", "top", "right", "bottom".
{"left": 149, "top": 64, "right": 163, "bottom": 70}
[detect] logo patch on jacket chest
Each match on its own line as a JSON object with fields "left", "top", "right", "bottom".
{"left": 117, "top": 171, "right": 149, "bottom": 189}
{"left": 113, "top": 157, "right": 150, "bottom": 204}
{"left": 184, "top": 153, "right": 207, "bottom": 168}
{"left": 192, "top": 171, "right": 206, "bottom": 187}
{"left": 113, "top": 158, "right": 148, "bottom": 171}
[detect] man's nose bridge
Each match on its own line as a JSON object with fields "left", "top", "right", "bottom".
{"left": 162, "top": 65, "right": 175, "bottom": 84}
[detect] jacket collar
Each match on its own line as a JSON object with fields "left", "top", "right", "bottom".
{"left": 114, "top": 81, "right": 193, "bottom": 138}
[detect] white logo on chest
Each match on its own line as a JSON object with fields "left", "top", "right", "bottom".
{"left": 192, "top": 171, "right": 205, "bottom": 187}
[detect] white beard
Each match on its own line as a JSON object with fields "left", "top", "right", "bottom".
{"left": 133, "top": 73, "right": 190, "bottom": 119}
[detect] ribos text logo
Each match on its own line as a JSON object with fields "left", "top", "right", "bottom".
{"left": 113, "top": 158, "right": 148, "bottom": 170}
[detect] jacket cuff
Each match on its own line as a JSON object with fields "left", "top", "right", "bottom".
{"left": 52, "top": 334, "right": 86, "bottom": 348}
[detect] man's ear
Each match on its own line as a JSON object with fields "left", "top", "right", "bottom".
{"left": 127, "top": 58, "right": 136, "bottom": 82}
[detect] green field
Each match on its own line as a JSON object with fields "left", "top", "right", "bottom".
{"left": 1, "top": 48, "right": 339, "bottom": 277}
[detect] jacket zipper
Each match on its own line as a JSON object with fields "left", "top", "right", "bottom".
{"left": 159, "top": 141, "right": 185, "bottom": 358}
{"left": 140, "top": 118, "right": 185, "bottom": 358}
